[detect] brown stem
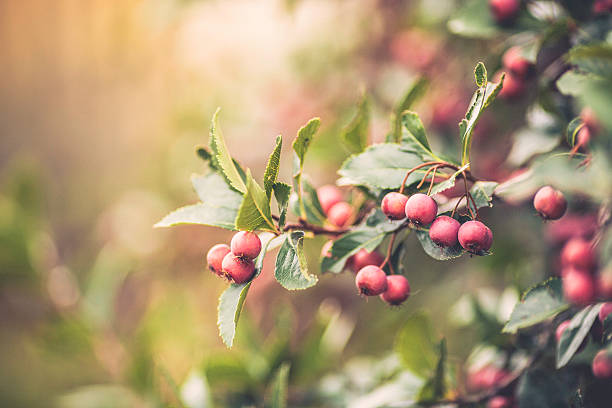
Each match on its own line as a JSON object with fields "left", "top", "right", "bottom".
{"left": 417, "top": 165, "right": 440, "bottom": 190}
{"left": 427, "top": 166, "right": 438, "bottom": 196}
{"left": 379, "top": 232, "right": 398, "bottom": 273}
{"left": 451, "top": 195, "right": 468, "bottom": 218}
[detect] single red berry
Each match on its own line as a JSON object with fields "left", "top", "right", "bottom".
{"left": 533, "top": 186, "right": 567, "bottom": 220}
{"left": 487, "top": 396, "right": 513, "bottom": 408}
{"left": 576, "top": 126, "right": 591, "bottom": 148}
{"left": 489, "top": 0, "right": 521, "bottom": 24}
{"left": 380, "top": 275, "right": 411, "bottom": 305}
{"left": 429, "top": 216, "right": 461, "bottom": 247}
{"left": 497, "top": 72, "right": 525, "bottom": 100}
{"left": 328, "top": 201, "right": 354, "bottom": 228}
{"left": 349, "top": 249, "right": 384, "bottom": 273}
{"left": 592, "top": 350, "right": 612, "bottom": 379}
{"left": 317, "top": 184, "right": 343, "bottom": 215}
{"left": 221, "top": 253, "right": 256, "bottom": 284}
{"left": 458, "top": 220, "right": 493, "bottom": 253}
{"left": 556, "top": 320, "right": 571, "bottom": 342}
{"left": 355, "top": 265, "right": 388, "bottom": 296}
{"left": 467, "top": 365, "right": 509, "bottom": 392}
{"left": 563, "top": 268, "right": 595, "bottom": 305}
{"left": 230, "top": 231, "right": 262, "bottom": 260}
{"left": 381, "top": 192, "right": 408, "bottom": 220}
{"left": 581, "top": 107, "right": 601, "bottom": 134}
{"left": 206, "top": 244, "right": 231, "bottom": 276}
{"left": 405, "top": 193, "right": 438, "bottom": 226}
{"left": 502, "top": 46, "right": 533, "bottom": 78}
{"left": 599, "top": 303, "right": 612, "bottom": 323}
{"left": 598, "top": 267, "right": 612, "bottom": 298}
{"left": 561, "top": 238, "right": 596, "bottom": 271}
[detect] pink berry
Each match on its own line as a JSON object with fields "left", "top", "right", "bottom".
{"left": 502, "top": 46, "right": 533, "bottom": 78}
{"left": 489, "top": 0, "right": 520, "bottom": 24}
{"left": 598, "top": 267, "right": 612, "bottom": 298}
{"left": 577, "top": 127, "right": 591, "bottom": 148}
{"left": 380, "top": 275, "right": 411, "bottom": 305}
{"left": 458, "top": 221, "right": 493, "bottom": 253}
{"left": 230, "top": 231, "right": 262, "bottom": 260}
{"left": 429, "top": 216, "right": 461, "bottom": 247}
{"left": 328, "top": 201, "right": 354, "bottom": 228}
{"left": 381, "top": 192, "right": 408, "bottom": 220}
{"left": 349, "top": 249, "right": 384, "bottom": 273}
{"left": 467, "top": 365, "right": 509, "bottom": 392}
{"left": 533, "top": 186, "right": 567, "bottom": 220}
{"left": 221, "top": 253, "right": 256, "bottom": 284}
{"left": 317, "top": 185, "right": 343, "bottom": 215}
{"left": 592, "top": 350, "right": 612, "bottom": 379}
{"left": 405, "top": 193, "right": 438, "bottom": 225}
{"left": 561, "top": 238, "right": 596, "bottom": 271}
{"left": 206, "top": 244, "right": 231, "bottom": 276}
{"left": 563, "top": 269, "right": 595, "bottom": 305}
{"left": 599, "top": 303, "right": 612, "bottom": 323}
{"left": 321, "top": 240, "right": 334, "bottom": 258}
{"left": 497, "top": 72, "right": 525, "bottom": 100}
{"left": 355, "top": 266, "right": 388, "bottom": 296}
{"left": 556, "top": 320, "right": 571, "bottom": 342}
{"left": 487, "top": 396, "right": 513, "bottom": 408}
{"left": 581, "top": 107, "right": 601, "bottom": 134}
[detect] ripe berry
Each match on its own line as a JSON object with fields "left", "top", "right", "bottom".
{"left": 497, "top": 72, "right": 525, "bottom": 100}
{"left": 581, "top": 107, "right": 601, "bottom": 134}
{"left": 380, "top": 275, "right": 411, "bottom": 305}
{"left": 556, "top": 320, "right": 571, "bottom": 342}
{"left": 230, "top": 231, "right": 262, "bottom": 260}
{"left": 206, "top": 244, "right": 231, "bottom": 276}
{"left": 561, "top": 238, "right": 596, "bottom": 270}
{"left": 502, "top": 46, "right": 533, "bottom": 78}
{"left": 405, "top": 193, "right": 438, "bottom": 226}
{"left": 563, "top": 269, "right": 595, "bottom": 305}
{"left": 599, "top": 303, "right": 612, "bottom": 323}
{"left": 487, "top": 396, "right": 513, "bottom": 408}
{"left": 317, "top": 184, "right": 343, "bottom": 215}
{"left": 592, "top": 350, "right": 612, "bottom": 379}
{"left": 429, "top": 216, "right": 461, "bottom": 247}
{"left": 221, "top": 253, "right": 256, "bottom": 284}
{"left": 328, "top": 201, "right": 354, "bottom": 228}
{"left": 577, "top": 127, "right": 591, "bottom": 148}
{"left": 458, "top": 220, "right": 493, "bottom": 253}
{"left": 467, "top": 365, "right": 509, "bottom": 391}
{"left": 533, "top": 186, "right": 567, "bottom": 220}
{"left": 489, "top": 0, "right": 521, "bottom": 25}
{"left": 349, "top": 249, "right": 384, "bottom": 273}
{"left": 355, "top": 265, "right": 388, "bottom": 296}
{"left": 381, "top": 192, "right": 408, "bottom": 220}
{"left": 598, "top": 267, "right": 612, "bottom": 298}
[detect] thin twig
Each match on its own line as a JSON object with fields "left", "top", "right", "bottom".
{"left": 379, "top": 232, "right": 398, "bottom": 273}
{"left": 427, "top": 166, "right": 438, "bottom": 196}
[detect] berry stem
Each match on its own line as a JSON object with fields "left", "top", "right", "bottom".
{"left": 427, "top": 166, "right": 438, "bottom": 196}
{"left": 379, "top": 232, "right": 398, "bottom": 274}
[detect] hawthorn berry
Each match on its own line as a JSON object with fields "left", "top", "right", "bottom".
{"left": 221, "top": 253, "right": 256, "bottom": 284}
{"left": 467, "top": 365, "right": 509, "bottom": 392}
{"left": 598, "top": 267, "right": 612, "bottom": 298}
{"left": 533, "top": 186, "right": 567, "bottom": 220}
{"left": 458, "top": 220, "right": 493, "bottom": 253}
{"left": 502, "top": 46, "right": 533, "bottom": 78}
{"left": 497, "top": 72, "right": 525, "bottom": 100}
{"left": 349, "top": 249, "right": 384, "bottom": 273}
{"left": 581, "top": 107, "right": 601, "bottom": 134}
{"left": 561, "top": 238, "right": 596, "bottom": 271}
{"left": 230, "top": 231, "right": 262, "bottom": 260}
{"left": 317, "top": 184, "right": 343, "bottom": 215}
{"left": 429, "top": 216, "right": 461, "bottom": 247}
{"left": 380, "top": 275, "right": 410, "bottom": 306}
{"left": 355, "top": 265, "right": 388, "bottom": 296}
{"left": 328, "top": 201, "right": 354, "bottom": 228}
{"left": 206, "top": 244, "right": 231, "bottom": 276}
{"left": 563, "top": 268, "right": 595, "bottom": 305}
{"left": 381, "top": 192, "right": 408, "bottom": 220}
{"left": 487, "top": 396, "right": 513, "bottom": 408}
{"left": 592, "top": 350, "right": 612, "bottom": 379}
{"left": 405, "top": 193, "right": 438, "bottom": 226}
{"left": 599, "top": 303, "right": 612, "bottom": 323}
{"left": 576, "top": 127, "right": 591, "bottom": 148}
{"left": 489, "top": 0, "right": 521, "bottom": 25}
{"left": 556, "top": 320, "right": 571, "bottom": 342}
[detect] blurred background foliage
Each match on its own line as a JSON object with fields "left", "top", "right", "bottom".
{"left": 0, "top": 0, "right": 591, "bottom": 406}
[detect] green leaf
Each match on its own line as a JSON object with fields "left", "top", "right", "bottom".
{"left": 269, "top": 363, "right": 290, "bottom": 408}
{"left": 341, "top": 93, "right": 369, "bottom": 153}
{"left": 292, "top": 118, "right": 321, "bottom": 218}
{"left": 273, "top": 182, "right": 291, "bottom": 229}
{"left": 517, "top": 368, "right": 574, "bottom": 408}
{"left": 557, "top": 304, "right": 601, "bottom": 368}
{"left": 399, "top": 111, "right": 442, "bottom": 162}
{"left": 395, "top": 312, "right": 439, "bottom": 378}
{"left": 264, "top": 136, "right": 283, "bottom": 198}
{"left": 155, "top": 172, "right": 242, "bottom": 230}
{"left": 415, "top": 230, "right": 464, "bottom": 261}
{"left": 391, "top": 78, "right": 428, "bottom": 143}
{"left": 429, "top": 163, "right": 470, "bottom": 196}
{"left": 503, "top": 278, "right": 569, "bottom": 333}
{"left": 209, "top": 108, "right": 247, "bottom": 194}
{"left": 566, "top": 117, "right": 585, "bottom": 148}
{"left": 557, "top": 71, "right": 612, "bottom": 132}
{"left": 289, "top": 178, "right": 326, "bottom": 226}
{"left": 470, "top": 181, "right": 498, "bottom": 208}
{"left": 417, "top": 339, "right": 447, "bottom": 402}
{"left": 338, "top": 144, "right": 427, "bottom": 191}
{"left": 275, "top": 231, "right": 318, "bottom": 290}
{"left": 474, "top": 62, "right": 487, "bottom": 87}
{"left": 567, "top": 44, "right": 612, "bottom": 79}
{"left": 235, "top": 170, "right": 277, "bottom": 233}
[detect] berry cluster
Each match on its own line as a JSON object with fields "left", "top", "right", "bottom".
{"left": 206, "top": 231, "right": 262, "bottom": 284}
{"left": 317, "top": 184, "right": 354, "bottom": 228}
{"left": 496, "top": 46, "right": 534, "bottom": 100}
{"left": 467, "top": 365, "right": 515, "bottom": 408}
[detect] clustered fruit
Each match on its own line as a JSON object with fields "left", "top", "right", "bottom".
{"left": 206, "top": 231, "right": 262, "bottom": 284}
{"left": 317, "top": 184, "right": 355, "bottom": 228}
{"left": 496, "top": 46, "right": 534, "bottom": 101}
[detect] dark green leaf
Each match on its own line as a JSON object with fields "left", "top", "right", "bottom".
{"left": 557, "top": 304, "right": 601, "bottom": 368}
{"left": 503, "top": 278, "right": 569, "bottom": 333}
{"left": 341, "top": 93, "right": 369, "bottom": 153}
{"left": 474, "top": 62, "right": 487, "bottom": 87}
{"left": 568, "top": 44, "right": 612, "bottom": 79}
{"left": 517, "top": 368, "right": 573, "bottom": 408}
{"left": 235, "top": 170, "right": 277, "bottom": 233}
{"left": 415, "top": 230, "right": 464, "bottom": 261}
{"left": 292, "top": 118, "right": 321, "bottom": 218}
{"left": 264, "top": 136, "right": 283, "bottom": 198}
{"left": 269, "top": 363, "right": 290, "bottom": 408}
{"left": 209, "top": 108, "right": 247, "bottom": 194}
{"left": 566, "top": 117, "right": 585, "bottom": 148}
{"left": 395, "top": 312, "right": 439, "bottom": 378}
{"left": 273, "top": 182, "right": 291, "bottom": 229}
{"left": 275, "top": 231, "right": 318, "bottom": 290}
{"left": 470, "top": 181, "right": 498, "bottom": 208}
{"left": 391, "top": 78, "right": 428, "bottom": 143}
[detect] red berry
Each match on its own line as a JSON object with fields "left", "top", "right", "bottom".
{"left": 502, "top": 46, "right": 533, "bottom": 78}
{"left": 561, "top": 238, "right": 596, "bottom": 271}
{"left": 563, "top": 269, "right": 595, "bottom": 305}
{"left": 405, "top": 193, "right": 438, "bottom": 225}
{"left": 581, "top": 107, "right": 601, "bottom": 134}
{"left": 380, "top": 275, "right": 411, "bottom": 305}
{"left": 497, "top": 72, "right": 525, "bottom": 100}
{"left": 592, "top": 350, "right": 612, "bottom": 379}
{"left": 355, "top": 265, "right": 388, "bottom": 296}
{"left": 328, "top": 201, "right": 354, "bottom": 228}
{"left": 577, "top": 127, "right": 591, "bottom": 148}
{"left": 429, "top": 216, "right": 461, "bottom": 247}
{"left": 458, "top": 221, "right": 493, "bottom": 253}
{"left": 206, "top": 244, "right": 231, "bottom": 276}
{"left": 598, "top": 267, "right": 612, "bottom": 298}
{"left": 381, "top": 192, "right": 408, "bottom": 220}
{"left": 599, "top": 303, "right": 612, "bottom": 323}
{"left": 317, "top": 185, "right": 343, "bottom": 215}
{"left": 487, "top": 396, "right": 513, "bottom": 408}
{"left": 533, "top": 186, "right": 567, "bottom": 220}
{"left": 556, "top": 320, "right": 571, "bottom": 342}
{"left": 467, "top": 365, "right": 509, "bottom": 392}
{"left": 349, "top": 249, "right": 384, "bottom": 273}
{"left": 230, "top": 231, "right": 262, "bottom": 260}
{"left": 489, "top": 0, "right": 521, "bottom": 24}
{"left": 221, "top": 253, "right": 256, "bottom": 284}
